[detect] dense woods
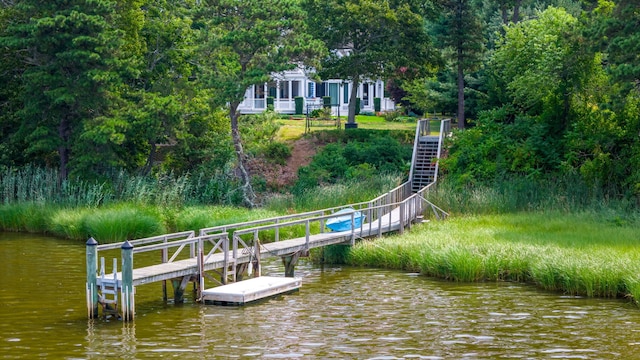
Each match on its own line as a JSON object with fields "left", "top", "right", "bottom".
{"left": 0, "top": 0, "right": 638, "bottom": 206}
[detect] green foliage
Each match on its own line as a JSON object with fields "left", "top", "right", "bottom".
{"left": 305, "top": 0, "right": 439, "bottom": 123}
{"left": 240, "top": 110, "right": 283, "bottom": 158}
{"left": 268, "top": 173, "right": 403, "bottom": 212}
{"left": 263, "top": 142, "right": 292, "bottom": 165}
{"left": 295, "top": 96, "right": 304, "bottom": 115}
{"left": 347, "top": 212, "right": 640, "bottom": 303}
{"left": 293, "top": 133, "right": 411, "bottom": 193}
{"left": 0, "top": 203, "right": 56, "bottom": 233}
{"left": 1, "top": 0, "right": 125, "bottom": 179}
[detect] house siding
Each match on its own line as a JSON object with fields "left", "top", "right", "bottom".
{"left": 237, "top": 69, "right": 395, "bottom": 115}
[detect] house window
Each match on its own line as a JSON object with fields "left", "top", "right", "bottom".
{"left": 292, "top": 81, "right": 300, "bottom": 98}
{"left": 328, "top": 83, "right": 339, "bottom": 106}
{"left": 316, "top": 82, "right": 326, "bottom": 97}
{"left": 307, "top": 82, "right": 315, "bottom": 98}
{"left": 268, "top": 82, "right": 277, "bottom": 98}
{"left": 343, "top": 83, "right": 349, "bottom": 104}
{"left": 254, "top": 84, "right": 265, "bottom": 99}
{"left": 280, "top": 81, "right": 290, "bottom": 99}
{"left": 362, "top": 83, "right": 370, "bottom": 106}
{"left": 254, "top": 84, "right": 266, "bottom": 109}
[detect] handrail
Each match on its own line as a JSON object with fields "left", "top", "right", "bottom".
{"left": 96, "top": 231, "right": 195, "bottom": 251}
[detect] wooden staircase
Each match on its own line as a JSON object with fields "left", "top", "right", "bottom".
{"left": 409, "top": 120, "right": 448, "bottom": 193}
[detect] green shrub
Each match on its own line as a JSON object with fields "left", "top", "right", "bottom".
{"left": 382, "top": 109, "right": 403, "bottom": 122}
{"left": 294, "top": 96, "right": 304, "bottom": 115}
{"left": 263, "top": 141, "right": 291, "bottom": 165}
{"left": 322, "top": 96, "right": 331, "bottom": 108}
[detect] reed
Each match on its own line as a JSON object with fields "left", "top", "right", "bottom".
{"left": 174, "top": 206, "right": 281, "bottom": 232}
{"left": 428, "top": 175, "right": 636, "bottom": 215}
{"left": 0, "top": 203, "right": 55, "bottom": 233}
{"left": 0, "top": 166, "right": 243, "bottom": 208}
{"left": 347, "top": 211, "right": 640, "bottom": 305}
{"left": 266, "top": 173, "right": 403, "bottom": 213}
{"left": 82, "top": 205, "right": 166, "bottom": 243}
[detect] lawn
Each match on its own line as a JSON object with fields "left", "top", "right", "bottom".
{"left": 276, "top": 115, "right": 417, "bottom": 141}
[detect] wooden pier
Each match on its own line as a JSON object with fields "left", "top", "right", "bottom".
{"left": 85, "top": 119, "right": 450, "bottom": 321}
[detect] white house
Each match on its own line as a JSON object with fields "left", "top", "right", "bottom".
{"left": 237, "top": 68, "right": 395, "bottom": 115}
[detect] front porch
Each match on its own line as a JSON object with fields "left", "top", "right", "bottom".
{"left": 237, "top": 70, "right": 395, "bottom": 115}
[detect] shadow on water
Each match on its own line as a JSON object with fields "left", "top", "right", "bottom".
{"left": 2, "top": 232, "right": 640, "bottom": 359}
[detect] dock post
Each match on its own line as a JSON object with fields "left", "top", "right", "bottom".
{"left": 86, "top": 237, "right": 99, "bottom": 319}
{"left": 282, "top": 250, "right": 307, "bottom": 277}
{"left": 121, "top": 241, "right": 135, "bottom": 322}
{"left": 253, "top": 237, "right": 261, "bottom": 278}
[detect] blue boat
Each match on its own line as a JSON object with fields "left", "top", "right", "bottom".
{"left": 325, "top": 208, "right": 365, "bottom": 232}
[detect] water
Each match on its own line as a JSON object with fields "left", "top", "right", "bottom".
{"left": 2, "top": 232, "right": 640, "bottom": 359}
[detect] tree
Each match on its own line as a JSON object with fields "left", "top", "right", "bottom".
{"left": 1, "top": 0, "right": 123, "bottom": 180}
{"left": 592, "top": 0, "right": 640, "bottom": 89}
{"left": 304, "top": 0, "right": 439, "bottom": 126}
{"left": 197, "top": 0, "right": 324, "bottom": 207}
{"left": 492, "top": 7, "right": 594, "bottom": 130}
{"left": 433, "top": 0, "right": 484, "bottom": 129}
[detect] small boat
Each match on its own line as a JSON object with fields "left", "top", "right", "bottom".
{"left": 325, "top": 208, "right": 365, "bottom": 232}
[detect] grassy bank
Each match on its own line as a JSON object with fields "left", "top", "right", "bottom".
{"left": 0, "top": 175, "right": 402, "bottom": 243}
{"left": 347, "top": 211, "right": 640, "bottom": 305}
{"left": 0, "top": 202, "right": 282, "bottom": 243}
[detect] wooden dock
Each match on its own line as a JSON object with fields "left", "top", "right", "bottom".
{"left": 201, "top": 276, "right": 301, "bottom": 305}
{"left": 85, "top": 119, "right": 451, "bottom": 321}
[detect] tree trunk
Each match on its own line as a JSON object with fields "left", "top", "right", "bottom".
{"left": 500, "top": 6, "right": 508, "bottom": 24}
{"left": 512, "top": 0, "right": 521, "bottom": 23}
{"left": 347, "top": 77, "right": 360, "bottom": 125}
{"left": 142, "top": 142, "right": 157, "bottom": 176}
{"left": 457, "top": 49, "right": 465, "bottom": 129}
{"left": 229, "top": 103, "right": 256, "bottom": 208}
{"left": 58, "top": 117, "right": 70, "bottom": 181}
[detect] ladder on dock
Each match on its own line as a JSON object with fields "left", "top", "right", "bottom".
{"left": 86, "top": 118, "right": 451, "bottom": 321}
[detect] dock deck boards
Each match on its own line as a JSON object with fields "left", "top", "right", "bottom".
{"left": 97, "top": 206, "right": 407, "bottom": 288}
{"left": 201, "top": 276, "right": 301, "bottom": 304}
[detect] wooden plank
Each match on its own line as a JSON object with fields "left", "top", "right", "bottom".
{"left": 95, "top": 206, "right": 408, "bottom": 289}
{"left": 201, "top": 276, "right": 301, "bottom": 305}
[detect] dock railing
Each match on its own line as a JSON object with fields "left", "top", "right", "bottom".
{"left": 87, "top": 118, "right": 450, "bottom": 320}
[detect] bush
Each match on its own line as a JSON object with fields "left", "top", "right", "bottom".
{"left": 263, "top": 141, "right": 291, "bottom": 165}
{"left": 294, "top": 96, "right": 304, "bottom": 115}
{"left": 293, "top": 133, "right": 411, "bottom": 192}
{"left": 382, "top": 109, "right": 404, "bottom": 122}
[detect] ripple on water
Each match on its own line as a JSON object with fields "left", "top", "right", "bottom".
{"left": 2, "top": 238, "right": 640, "bottom": 359}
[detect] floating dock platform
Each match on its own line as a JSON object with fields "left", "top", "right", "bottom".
{"left": 201, "top": 276, "right": 302, "bottom": 305}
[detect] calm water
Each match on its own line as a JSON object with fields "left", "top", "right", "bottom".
{"left": 1, "top": 232, "right": 640, "bottom": 359}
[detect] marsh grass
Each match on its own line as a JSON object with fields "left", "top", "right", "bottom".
{"left": 0, "top": 203, "right": 55, "bottom": 233}
{"left": 266, "top": 173, "right": 403, "bottom": 213}
{"left": 0, "top": 166, "right": 242, "bottom": 208}
{"left": 428, "top": 175, "right": 637, "bottom": 215}
{"left": 348, "top": 212, "right": 640, "bottom": 305}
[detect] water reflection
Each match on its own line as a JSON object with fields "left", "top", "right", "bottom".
{"left": 2, "top": 233, "right": 640, "bottom": 359}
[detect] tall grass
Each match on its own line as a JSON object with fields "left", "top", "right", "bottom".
{"left": 347, "top": 212, "right": 640, "bottom": 305}
{"left": 266, "top": 173, "right": 404, "bottom": 212}
{"left": 428, "top": 175, "right": 637, "bottom": 215}
{"left": 0, "top": 166, "right": 243, "bottom": 208}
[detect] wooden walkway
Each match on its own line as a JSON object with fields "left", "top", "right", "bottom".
{"left": 86, "top": 119, "right": 451, "bottom": 320}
